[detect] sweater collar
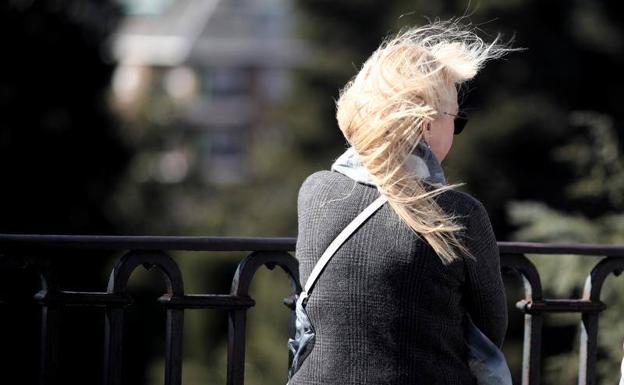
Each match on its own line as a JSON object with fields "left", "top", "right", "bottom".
{"left": 330, "top": 141, "right": 447, "bottom": 186}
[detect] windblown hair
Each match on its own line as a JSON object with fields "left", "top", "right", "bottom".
{"left": 336, "top": 20, "right": 512, "bottom": 264}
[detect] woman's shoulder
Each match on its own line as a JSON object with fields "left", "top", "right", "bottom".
{"left": 296, "top": 170, "right": 379, "bottom": 219}
{"left": 298, "top": 170, "right": 491, "bottom": 221}
{"left": 300, "top": 171, "right": 488, "bottom": 213}
{"left": 298, "top": 170, "right": 334, "bottom": 202}
{"left": 298, "top": 170, "right": 333, "bottom": 191}
{"left": 298, "top": 170, "right": 371, "bottom": 198}
{"left": 299, "top": 169, "right": 348, "bottom": 190}
{"left": 435, "top": 188, "right": 491, "bottom": 224}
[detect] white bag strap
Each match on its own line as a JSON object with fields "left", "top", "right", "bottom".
{"left": 303, "top": 194, "right": 388, "bottom": 295}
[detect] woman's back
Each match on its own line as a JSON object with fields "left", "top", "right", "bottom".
{"left": 292, "top": 170, "right": 507, "bottom": 385}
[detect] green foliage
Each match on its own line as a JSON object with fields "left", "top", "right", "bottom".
{"left": 507, "top": 111, "right": 624, "bottom": 384}
{"left": 556, "top": 112, "right": 624, "bottom": 210}
{"left": 106, "top": 0, "right": 624, "bottom": 384}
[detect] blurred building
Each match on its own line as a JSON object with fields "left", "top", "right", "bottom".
{"left": 111, "top": 0, "right": 307, "bottom": 184}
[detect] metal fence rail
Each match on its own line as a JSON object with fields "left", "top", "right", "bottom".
{"left": 1, "top": 234, "right": 623, "bottom": 385}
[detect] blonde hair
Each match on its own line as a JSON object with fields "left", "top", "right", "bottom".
{"left": 336, "top": 20, "right": 512, "bottom": 264}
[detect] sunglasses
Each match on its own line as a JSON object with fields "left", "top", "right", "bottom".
{"left": 443, "top": 112, "right": 468, "bottom": 135}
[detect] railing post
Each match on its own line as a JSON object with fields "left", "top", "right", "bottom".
{"left": 105, "top": 250, "right": 186, "bottom": 385}
{"left": 38, "top": 268, "right": 61, "bottom": 385}
{"left": 227, "top": 309, "right": 248, "bottom": 385}
{"left": 103, "top": 306, "right": 124, "bottom": 385}
{"left": 522, "top": 311, "right": 543, "bottom": 385}
{"left": 578, "top": 257, "right": 624, "bottom": 385}
{"left": 164, "top": 308, "right": 184, "bottom": 385}
{"left": 502, "top": 254, "right": 544, "bottom": 385}
{"left": 228, "top": 251, "right": 301, "bottom": 385}
{"left": 39, "top": 303, "right": 61, "bottom": 385}
{"left": 578, "top": 313, "right": 599, "bottom": 385}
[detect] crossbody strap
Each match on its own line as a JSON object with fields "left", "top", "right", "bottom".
{"left": 303, "top": 194, "right": 388, "bottom": 295}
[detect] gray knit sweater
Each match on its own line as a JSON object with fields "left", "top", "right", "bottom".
{"left": 292, "top": 170, "right": 507, "bottom": 385}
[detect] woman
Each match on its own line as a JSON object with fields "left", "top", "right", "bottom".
{"left": 292, "top": 20, "right": 511, "bottom": 385}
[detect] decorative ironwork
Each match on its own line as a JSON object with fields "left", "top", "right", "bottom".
{"left": 0, "top": 234, "right": 623, "bottom": 385}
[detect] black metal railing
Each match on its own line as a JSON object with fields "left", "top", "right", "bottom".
{"left": 1, "top": 234, "right": 623, "bottom": 385}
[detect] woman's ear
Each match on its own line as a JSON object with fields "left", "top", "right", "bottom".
{"left": 423, "top": 122, "right": 432, "bottom": 143}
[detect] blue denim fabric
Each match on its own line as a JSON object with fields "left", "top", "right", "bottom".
{"left": 287, "top": 292, "right": 315, "bottom": 381}
{"left": 465, "top": 316, "right": 513, "bottom": 385}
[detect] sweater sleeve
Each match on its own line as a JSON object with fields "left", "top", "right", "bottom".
{"left": 463, "top": 200, "right": 508, "bottom": 348}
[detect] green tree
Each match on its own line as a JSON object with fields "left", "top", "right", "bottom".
{"left": 508, "top": 111, "right": 624, "bottom": 384}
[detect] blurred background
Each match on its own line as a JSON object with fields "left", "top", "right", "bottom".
{"left": 0, "top": 0, "right": 623, "bottom": 384}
